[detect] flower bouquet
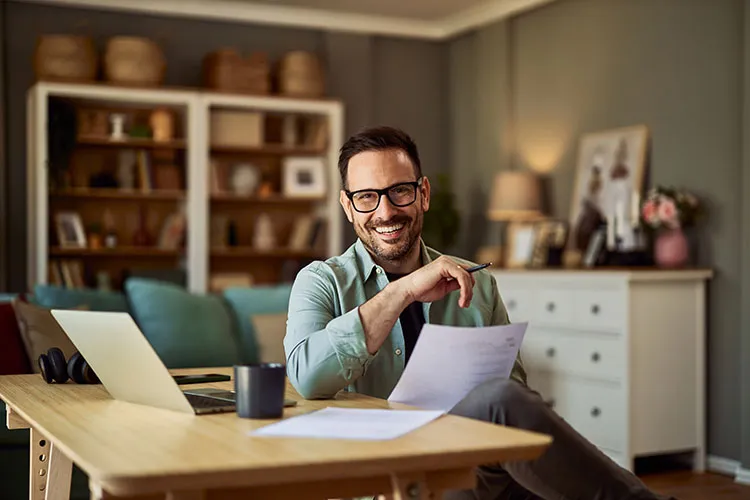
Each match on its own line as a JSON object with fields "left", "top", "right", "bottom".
{"left": 640, "top": 186, "right": 702, "bottom": 267}
{"left": 641, "top": 186, "right": 701, "bottom": 230}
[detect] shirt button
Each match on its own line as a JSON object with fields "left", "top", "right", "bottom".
{"left": 395, "top": 348, "right": 403, "bottom": 355}
{"left": 376, "top": 268, "right": 382, "bottom": 274}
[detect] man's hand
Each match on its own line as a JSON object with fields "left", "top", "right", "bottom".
{"left": 401, "top": 256, "right": 476, "bottom": 308}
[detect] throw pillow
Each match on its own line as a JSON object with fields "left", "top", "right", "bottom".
{"left": 250, "top": 313, "right": 288, "bottom": 364}
{"left": 0, "top": 297, "right": 32, "bottom": 375}
{"left": 222, "top": 284, "right": 292, "bottom": 364}
{"left": 124, "top": 278, "right": 241, "bottom": 369}
{"left": 31, "top": 284, "right": 129, "bottom": 312}
{"left": 11, "top": 299, "right": 79, "bottom": 373}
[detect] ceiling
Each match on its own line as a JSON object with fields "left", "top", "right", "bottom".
{"left": 18, "top": 0, "right": 556, "bottom": 39}
{"left": 245, "top": 0, "right": 496, "bottom": 21}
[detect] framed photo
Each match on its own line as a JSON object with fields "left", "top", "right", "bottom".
{"left": 569, "top": 125, "right": 649, "bottom": 251}
{"left": 505, "top": 223, "right": 537, "bottom": 268}
{"left": 54, "top": 212, "right": 87, "bottom": 248}
{"left": 530, "top": 220, "right": 569, "bottom": 268}
{"left": 283, "top": 157, "right": 326, "bottom": 198}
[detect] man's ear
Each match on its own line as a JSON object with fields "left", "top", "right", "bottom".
{"left": 340, "top": 190, "right": 354, "bottom": 223}
{"left": 420, "top": 176, "right": 431, "bottom": 212}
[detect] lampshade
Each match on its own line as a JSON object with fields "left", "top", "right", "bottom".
{"left": 487, "top": 170, "right": 543, "bottom": 221}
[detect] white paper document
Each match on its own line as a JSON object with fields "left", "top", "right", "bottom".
{"left": 250, "top": 407, "right": 444, "bottom": 440}
{"left": 387, "top": 322, "right": 527, "bottom": 411}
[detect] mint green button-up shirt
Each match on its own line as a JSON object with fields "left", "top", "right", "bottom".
{"left": 284, "top": 238, "right": 527, "bottom": 400}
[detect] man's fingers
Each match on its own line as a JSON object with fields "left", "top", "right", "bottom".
{"left": 445, "top": 261, "right": 473, "bottom": 308}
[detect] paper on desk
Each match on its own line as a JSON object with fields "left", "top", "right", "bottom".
{"left": 387, "top": 322, "right": 527, "bottom": 411}
{"left": 250, "top": 407, "right": 444, "bottom": 440}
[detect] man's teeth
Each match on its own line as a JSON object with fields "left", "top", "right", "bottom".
{"left": 375, "top": 224, "right": 405, "bottom": 234}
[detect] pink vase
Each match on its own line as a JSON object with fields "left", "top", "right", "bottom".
{"left": 654, "top": 228, "right": 689, "bottom": 268}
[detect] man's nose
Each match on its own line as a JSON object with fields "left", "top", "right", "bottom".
{"left": 374, "top": 193, "right": 399, "bottom": 219}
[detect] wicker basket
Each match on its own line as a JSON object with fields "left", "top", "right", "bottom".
{"left": 104, "top": 36, "right": 165, "bottom": 86}
{"left": 34, "top": 35, "right": 97, "bottom": 82}
{"left": 277, "top": 51, "right": 325, "bottom": 98}
{"left": 203, "top": 49, "right": 270, "bottom": 94}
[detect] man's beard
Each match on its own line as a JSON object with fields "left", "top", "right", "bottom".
{"left": 354, "top": 211, "right": 423, "bottom": 264}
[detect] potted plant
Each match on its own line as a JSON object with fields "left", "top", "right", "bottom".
{"left": 422, "top": 174, "right": 460, "bottom": 252}
{"left": 640, "top": 186, "right": 702, "bottom": 268}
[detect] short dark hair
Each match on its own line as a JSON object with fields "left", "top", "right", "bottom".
{"left": 338, "top": 126, "right": 422, "bottom": 189}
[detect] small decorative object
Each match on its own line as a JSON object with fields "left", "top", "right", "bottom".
{"left": 282, "top": 157, "right": 326, "bottom": 198}
{"left": 158, "top": 212, "right": 187, "bottom": 250}
{"left": 87, "top": 223, "right": 103, "bottom": 250}
{"left": 582, "top": 227, "right": 607, "bottom": 268}
{"left": 89, "top": 166, "right": 119, "bottom": 188}
{"left": 570, "top": 125, "right": 649, "bottom": 252}
{"left": 34, "top": 35, "right": 97, "bottom": 82}
{"left": 282, "top": 115, "right": 299, "bottom": 147}
{"left": 132, "top": 208, "right": 153, "bottom": 246}
{"left": 203, "top": 48, "right": 270, "bottom": 94}
{"left": 150, "top": 108, "right": 174, "bottom": 142}
{"left": 278, "top": 51, "right": 325, "bottom": 97}
{"left": 210, "top": 110, "right": 263, "bottom": 147}
{"left": 530, "top": 220, "right": 568, "bottom": 268}
{"left": 641, "top": 186, "right": 702, "bottom": 268}
{"left": 230, "top": 163, "right": 260, "bottom": 196}
{"left": 103, "top": 210, "right": 118, "bottom": 248}
{"left": 54, "top": 212, "right": 87, "bottom": 248}
{"left": 104, "top": 36, "right": 166, "bottom": 86}
{"left": 257, "top": 181, "right": 274, "bottom": 198}
{"left": 117, "top": 150, "right": 137, "bottom": 189}
{"left": 78, "top": 109, "right": 109, "bottom": 139}
{"left": 505, "top": 223, "right": 537, "bottom": 268}
{"left": 253, "top": 214, "right": 276, "bottom": 251}
{"left": 109, "top": 113, "right": 126, "bottom": 141}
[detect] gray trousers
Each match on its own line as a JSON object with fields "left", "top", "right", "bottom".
{"left": 444, "top": 378, "right": 676, "bottom": 500}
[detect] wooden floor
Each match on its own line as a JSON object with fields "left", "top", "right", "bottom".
{"left": 641, "top": 471, "right": 750, "bottom": 499}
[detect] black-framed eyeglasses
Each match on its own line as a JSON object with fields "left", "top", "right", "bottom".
{"left": 345, "top": 177, "right": 424, "bottom": 213}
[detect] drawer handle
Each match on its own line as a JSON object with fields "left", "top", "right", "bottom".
{"left": 591, "top": 407, "right": 601, "bottom": 418}
{"left": 508, "top": 300, "right": 517, "bottom": 310}
{"left": 546, "top": 347, "right": 556, "bottom": 358}
{"left": 546, "top": 302, "right": 556, "bottom": 312}
{"left": 591, "top": 352, "right": 601, "bottom": 363}
{"left": 591, "top": 304, "right": 600, "bottom": 315}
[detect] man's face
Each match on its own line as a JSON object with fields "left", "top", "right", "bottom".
{"left": 340, "top": 149, "right": 430, "bottom": 264}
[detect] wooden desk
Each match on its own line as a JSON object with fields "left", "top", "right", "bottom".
{"left": 0, "top": 367, "right": 551, "bottom": 500}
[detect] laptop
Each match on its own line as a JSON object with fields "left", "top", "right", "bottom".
{"left": 50, "top": 309, "right": 292, "bottom": 415}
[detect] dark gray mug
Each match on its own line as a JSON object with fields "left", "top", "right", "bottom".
{"left": 234, "top": 363, "right": 286, "bottom": 419}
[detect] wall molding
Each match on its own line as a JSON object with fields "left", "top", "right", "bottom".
{"left": 707, "top": 455, "right": 750, "bottom": 485}
{"left": 12, "top": 0, "right": 555, "bottom": 40}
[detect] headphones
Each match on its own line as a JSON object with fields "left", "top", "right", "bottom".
{"left": 38, "top": 348, "right": 100, "bottom": 385}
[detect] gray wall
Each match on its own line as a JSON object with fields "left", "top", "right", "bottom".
{"left": 742, "top": 1, "right": 750, "bottom": 473}
{"left": 1, "top": 1, "right": 449, "bottom": 291}
{"left": 0, "top": 0, "right": 6, "bottom": 290}
{"left": 449, "top": 0, "right": 746, "bottom": 462}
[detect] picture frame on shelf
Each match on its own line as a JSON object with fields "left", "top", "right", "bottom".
{"left": 505, "top": 222, "right": 537, "bottom": 268}
{"left": 55, "top": 212, "right": 87, "bottom": 248}
{"left": 283, "top": 157, "right": 326, "bottom": 198}
{"left": 530, "top": 220, "right": 569, "bottom": 268}
{"left": 569, "top": 125, "right": 649, "bottom": 252}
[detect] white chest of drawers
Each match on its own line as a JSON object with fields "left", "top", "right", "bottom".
{"left": 492, "top": 268, "right": 713, "bottom": 472}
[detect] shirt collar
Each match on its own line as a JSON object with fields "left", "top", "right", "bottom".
{"left": 354, "top": 238, "right": 434, "bottom": 282}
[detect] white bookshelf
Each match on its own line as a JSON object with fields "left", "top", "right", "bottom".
{"left": 26, "top": 81, "right": 345, "bottom": 293}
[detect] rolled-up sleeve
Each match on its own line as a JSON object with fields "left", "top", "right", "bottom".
{"left": 284, "top": 263, "right": 377, "bottom": 399}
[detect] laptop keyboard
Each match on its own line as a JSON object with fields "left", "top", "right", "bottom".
{"left": 185, "top": 393, "right": 233, "bottom": 409}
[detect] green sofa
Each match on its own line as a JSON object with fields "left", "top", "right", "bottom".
{"left": 0, "top": 278, "right": 292, "bottom": 500}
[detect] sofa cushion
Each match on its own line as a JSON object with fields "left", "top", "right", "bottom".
{"left": 31, "top": 284, "right": 129, "bottom": 312}
{"left": 0, "top": 297, "right": 32, "bottom": 375}
{"left": 12, "top": 299, "right": 80, "bottom": 373}
{"left": 250, "top": 313, "right": 288, "bottom": 364}
{"left": 222, "top": 284, "right": 291, "bottom": 364}
{"left": 124, "top": 278, "right": 241, "bottom": 369}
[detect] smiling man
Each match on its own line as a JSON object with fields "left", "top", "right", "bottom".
{"left": 284, "top": 126, "right": 673, "bottom": 500}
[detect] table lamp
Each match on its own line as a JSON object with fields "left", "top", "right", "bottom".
{"left": 487, "top": 170, "right": 543, "bottom": 222}
{"left": 484, "top": 170, "right": 544, "bottom": 267}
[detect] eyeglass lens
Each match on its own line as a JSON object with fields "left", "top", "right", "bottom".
{"left": 352, "top": 184, "right": 417, "bottom": 212}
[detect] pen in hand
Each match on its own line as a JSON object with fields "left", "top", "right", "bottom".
{"left": 466, "top": 262, "right": 492, "bottom": 273}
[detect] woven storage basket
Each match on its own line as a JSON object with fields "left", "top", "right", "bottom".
{"left": 104, "top": 36, "right": 165, "bottom": 86}
{"left": 203, "top": 49, "right": 270, "bottom": 94}
{"left": 277, "top": 51, "right": 325, "bottom": 98}
{"left": 34, "top": 35, "right": 97, "bottom": 82}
